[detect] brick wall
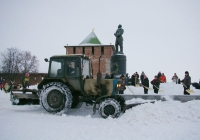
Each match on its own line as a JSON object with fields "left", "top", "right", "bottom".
{"left": 0, "top": 73, "right": 48, "bottom": 86}
{"left": 65, "top": 45, "right": 114, "bottom": 78}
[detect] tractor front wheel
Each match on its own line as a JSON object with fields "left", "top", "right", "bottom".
{"left": 40, "top": 82, "right": 72, "bottom": 114}
{"left": 98, "top": 98, "right": 121, "bottom": 118}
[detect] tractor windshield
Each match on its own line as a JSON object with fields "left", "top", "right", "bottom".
{"left": 49, "top": 59, "right": 64, "bottom": 77}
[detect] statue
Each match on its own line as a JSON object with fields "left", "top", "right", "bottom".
{"left": 114, "top": 24, "right": 124, "bottom": 53}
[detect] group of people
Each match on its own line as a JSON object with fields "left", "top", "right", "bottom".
{"left": 116, "top": 71, "right": 196, "bottom": 95}
{"left": 0, "top": 73, "right": 30, "bottom": 93}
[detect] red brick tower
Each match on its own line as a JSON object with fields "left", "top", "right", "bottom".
{"left": 64, "top": 31, "right": 115, "bottom": 78}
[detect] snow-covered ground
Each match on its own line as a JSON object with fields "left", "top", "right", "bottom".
{"left": 0, "top": 82, "right": 200, "bottom": 140}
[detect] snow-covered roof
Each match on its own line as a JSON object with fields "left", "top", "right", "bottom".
{"left": 79, "top": 32, "right": 101, "bottom": 45}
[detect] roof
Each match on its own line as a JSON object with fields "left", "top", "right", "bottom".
{"left": 79, "top": 32, "right": 101, "bottom": 45}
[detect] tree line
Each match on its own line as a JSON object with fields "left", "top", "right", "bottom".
{"left": 0, "top": 47, "right": 39, "bottom": 81}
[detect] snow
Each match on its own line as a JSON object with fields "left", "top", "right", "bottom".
{"left": 0, "top": 83, "right": 200, "bottom": 140}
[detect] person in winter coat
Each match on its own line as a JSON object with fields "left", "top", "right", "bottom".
{"left": 125, "top": 73, "right": 129, "bottom": 85}
{"left": 160, "top": 73, "right": 166, "bottom": 83}
{"left": 118, "top": 75, "right": 126, "bottom": 94}
{"left": 172, "top": 73, "right": 178, "bottom": 84}
{"left": 22, "top": 73, "right": 29, "bottom": 89}
{"left": 143, "top": 75, "right": 149, "bottom": 94}
{"left": 181, "top": 71, "right": 191, "bottom": 95}
{"left": 3, "top": 83, "right": 10, "bottom": 93}
{"left": 105, "top": 73, "right": 110, "bottom": 79}
{"left": 140, "top": 71, "right": 145, "bottom": 84}
{"left": 131, "top": 73, "right": 135, "bottom": 86}
{"left": 151, "top": 76, "right": 160, "bottom": 94}
{"left": 157, "top": 71, "right": 161, "bottom": 80}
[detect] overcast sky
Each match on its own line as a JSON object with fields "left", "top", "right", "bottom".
{"left": 0, "top": 0, "right": 199, "bottom": 82}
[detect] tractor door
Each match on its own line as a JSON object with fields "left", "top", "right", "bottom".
{"left": 65, "top": 58, "right": 82, "bottom": 91}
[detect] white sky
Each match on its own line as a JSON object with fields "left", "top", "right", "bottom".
{"left": 0, "top": 0, "right": 199, "bottom": 82}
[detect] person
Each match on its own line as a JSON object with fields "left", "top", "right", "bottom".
{"left": 181, "top": 71, "right": 191, "bottom": 95}
{"left": 117, "top": 75, "right": 126, "bottom": 94}
{"left": 157, "top": 71, "right": 161, "bottom": 80}
{"left": 3, "top": 83, "right": 10, "bottom": 93}
{"left": 105, "top": 73, "right": 110, "bottom": 79}
{"left": 151, "top": 76, "right": 160, "bottom": 94}
{"left": 159, "top": 73, "right": 166, "bottom": 83}
{"left": 114, "top": 24, "right": 124, "bottom": 53}
{"left": 131, "top": 73, "right": 135, "bottom": 86}
{"left": 192, "top": 82, "right": 200, "bottom": 89}
{"left": 143, "top": 75, "right": 149, "bottom": 94}
{"left": 22, "top": 73, "right": 29, "bottom": 89}
{"left": 172, "top": 73, "right": 178, "bottom": 84}
{"left": 125, "top": 73, "right": 129, "bottom": 85}
{"left": 135, "top": 72, "right": 140, "bottom": 84}
{"left": 110, "top": 73, "right": 114, "bottom": 79}
{"left": 140, "top": 71, "right": 145, "bottom": 85}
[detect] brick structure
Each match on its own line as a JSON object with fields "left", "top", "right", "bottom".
{"left": 64, "top": 31, "right": 115, "bottom": 78}
{"left": 0, "top": 73, "right": 48, "bottom": 86}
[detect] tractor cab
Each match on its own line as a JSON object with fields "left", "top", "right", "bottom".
{"left": 38, "top": 54, "right": 91, "bottom": 92}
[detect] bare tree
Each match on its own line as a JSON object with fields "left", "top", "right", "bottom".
{"left": 0, "top": 47, "right": 22, "bottom": 81}
{"left": 20, "top": 51, "right": 39, "bottom": 73}
{"left": 0, "top": 47, "right": 39, "bottom": 81}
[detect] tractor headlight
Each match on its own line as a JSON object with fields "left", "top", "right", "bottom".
{"left": 117, "top": 83, "right": 121, "bottom": 88}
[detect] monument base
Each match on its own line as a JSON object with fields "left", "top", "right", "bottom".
{"left": 110, "top": 52, "right": 126, "bottom": 79}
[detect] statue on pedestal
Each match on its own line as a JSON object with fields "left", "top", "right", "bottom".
{"left": 114, "top": 24, "right": 124, "bottom": 53}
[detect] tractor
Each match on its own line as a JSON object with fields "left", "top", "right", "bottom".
{"left": 11, "top": 54, "right": 127, "bottom": 118}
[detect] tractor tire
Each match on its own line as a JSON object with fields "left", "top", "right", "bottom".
{"left": 40, "top": 82, "right": 72, "bottom": 114}
{"left": 98, "top": 98, "right": 121, "bottom": 119}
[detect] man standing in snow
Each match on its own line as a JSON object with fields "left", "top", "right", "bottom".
{"left": 181, "top": 71, "right": 191, "bottom": 95}
{"left": 151, "top": 76, "right": 160, "bottom": 94}
{"left": 114, "top": 24, "right": 124, "bottom": 53}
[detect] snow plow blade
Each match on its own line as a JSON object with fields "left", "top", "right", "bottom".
{"left": 10, "top": 89, "right": 39, "bottom": 105}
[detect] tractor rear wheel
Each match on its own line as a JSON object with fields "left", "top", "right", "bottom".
{"left": 40, "top": 82, "right": 72, "bottom": 114}
{"left": 98, "top": 98, "right": 121, "bottom": 118}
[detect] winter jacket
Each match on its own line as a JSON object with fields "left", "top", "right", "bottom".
{"left": 140, "top": 75, "right": 144, "bottom": 84}
{"left": 105, "top": 75, "right": 110, "bottom": 79}
{"left": 157, "top": 73, "right": 161, "bottom": 79}
{"left": 182, "top": 75, "right": 191, "bottom": 88}
{"left": 160, "top": 75, "right": 166, "bottom": 83}
{"left": 143, "top": 78, "right": 149, "bottom": 87}
{"left": 23, "top": 77, "right": 29, "bottom": 88}
{"left": 151, "top": 79, "right": 160, "bottom": 89}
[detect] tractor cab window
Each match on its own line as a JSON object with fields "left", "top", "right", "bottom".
{"left": 82, "top": 59, "right": 90, "bottom": 79}
{"left": 49, "top": 59, "right": 64, "bottom": 77}
{"left": 66, "top": 60, "right": 79, "bottom": 77}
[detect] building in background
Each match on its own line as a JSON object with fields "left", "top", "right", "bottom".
{"left": 64, "top": 31, "right": 115, "bottom": 78}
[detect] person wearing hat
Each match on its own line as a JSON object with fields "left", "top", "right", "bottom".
{"left": 118, "top": 74, "right": 126, "bottom": 94}
{"left": 22, "top": 73, "right": 29, "bottom": 89}
{"left": 181, "top": 71, "right": 191, "bottom": 95}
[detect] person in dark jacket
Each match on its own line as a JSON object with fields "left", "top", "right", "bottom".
{"left": 157, "top": 71, "right": 161, "bottom": 80}
{"left": 110, "top": 73, "right": 114, "bottom": 79}
{"left": 181, "top": 71, "right": 191, "bottom": 95}
{"left": 151, "top": 76, "right": 160, "bottom": 94}
{"left": 143, "top": 75, "right": 149, "bottom": 94}
{"left": 140, "top": 71, "right": 145, "bottom": 84}
{"left": 131, "top": 73, "right": 135, "bottom": 86}
{"left": 105, "top": 73, "right": 110, "bottom": 79}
